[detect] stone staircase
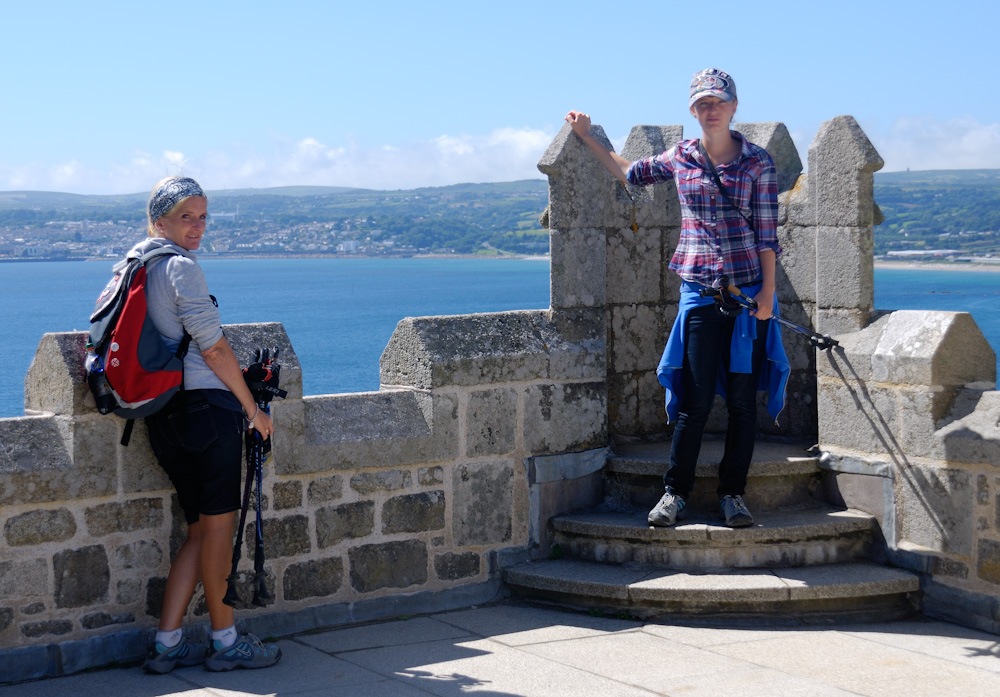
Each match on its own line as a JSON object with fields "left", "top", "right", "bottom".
{"left": 504, "top": 438, "right": 921, "bottom": 623}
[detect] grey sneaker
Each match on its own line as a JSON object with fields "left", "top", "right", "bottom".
{"left": 648, "top": 491, "right": 687, "bottom": 527}
{"left": 143, "top": 637, "right": 208, "bottom": 674}
{"left": 720, "top": 494, "right": 753, "bottom": 527}
{"left": 205, "top": 633, "right": 281, "bottom": 672}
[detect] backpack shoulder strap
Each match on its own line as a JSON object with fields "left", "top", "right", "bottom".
{"left": 697, "top": 140, "right": 756, "bottom": 238}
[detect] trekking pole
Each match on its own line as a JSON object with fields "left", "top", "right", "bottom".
{"left": 701, "top": 276, "right": 840, "bottom": 350}
{"left": 223, "top": 346, "right": 286, "bottom": 608}
{"left": 223, "top": 435, "right": 256, "bottom": 608}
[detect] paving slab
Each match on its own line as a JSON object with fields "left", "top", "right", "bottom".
{"left": 437, "top": 603, "right": 641, "bottom": 646}
{"left": 1, "top": 602, "right": 997, "bottom": 697}
{"left": 710, "top": 629, "right": 1000, "bottom": 697}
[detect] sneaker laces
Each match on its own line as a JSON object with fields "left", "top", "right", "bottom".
{"left": 729, "top": 495, "right": 749, "bottom": 515}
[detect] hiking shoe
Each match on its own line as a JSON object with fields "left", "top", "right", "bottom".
{"left": 720, "top": 495, "right": 754, "bottom": 527}
{"left": 648, "top": 491, "right": 687, "bottom": 527}
{"left": 143, "top": 637, "right": 208, "bottom": 674}
{"left": 205, "top": 633, "right": 281, "bottom": 672}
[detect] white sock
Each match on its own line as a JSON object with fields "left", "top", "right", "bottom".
{"left": 156, "top": 628, "right": 183, "bottom": 648}
{"left": 212, "top": 625, "right": 238, "bottom": 649}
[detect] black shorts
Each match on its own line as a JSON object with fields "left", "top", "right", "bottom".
{"left": 146, "top": 390, "right": 244, "bottom": 524}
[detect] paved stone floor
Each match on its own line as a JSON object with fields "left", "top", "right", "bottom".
{"left": 2, "top": 601, "right": 999, "bottom": 696}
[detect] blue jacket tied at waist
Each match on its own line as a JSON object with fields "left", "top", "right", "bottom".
{"left": 656, "top": 280, "right": 790, "bottom": 424}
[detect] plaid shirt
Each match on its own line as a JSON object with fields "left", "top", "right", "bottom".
{"left": 627, "top": 131, "right": 781, "bottom": 287}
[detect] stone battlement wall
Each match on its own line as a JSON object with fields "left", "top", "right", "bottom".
{"left": 2, "top": 115, "right": 999, "bottom": 683}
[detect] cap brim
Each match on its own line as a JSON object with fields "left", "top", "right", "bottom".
{"left": 689, "top": 90, "right": 734, "bottom": 107}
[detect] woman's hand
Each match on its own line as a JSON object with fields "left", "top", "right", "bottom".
{"left": 751, "top": 288, "right": 774, "bottom": 321}
{"left": 246, "top": 406, "right": 274, "bottom": 440}
{"left": 565, "top": 110, "right": 591, "bottom": 138}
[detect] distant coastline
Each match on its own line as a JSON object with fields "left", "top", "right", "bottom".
{"left": 874, "top": 260, "right": 1000, "bottom": 272}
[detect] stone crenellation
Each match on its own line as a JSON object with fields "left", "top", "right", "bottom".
{"left": 2, "top": 115, "right": 1000, "bottom": 684}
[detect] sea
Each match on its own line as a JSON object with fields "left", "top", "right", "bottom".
{"left": 2, "top": 259, "right": 999, "bottom": 418}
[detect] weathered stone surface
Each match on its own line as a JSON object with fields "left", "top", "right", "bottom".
{"left": 538, "top": 123, "right": 622, "bottom": 230}
{"left": 382, "top": 310, "right": 605, "bottom": 388}
{"left": 274, "top": 480, "right": 303, "bottom": 509}
{"left": 85, "top": 498, "right": 163, "bottom": 536}
{"left": 351, "top": 470, "right": 411, "bottom": 494}
{"left": 815, "top": 227, "right": 873, "bottom": 311}
{"left": 348, "top": 539, "right": 428, "bottom": 593}
{"left": 119, "top": 422, "right": 171, "bottom": 494}
{"left": 80, "top": 611, "right": 135, "bottom": 629}
{"left": 145, "top": 577, "right": 166, "bottom": 619}
{"left": 54, "top": 546, "right": 109, "bottom": 608}
{"left": 607, "top": 227, "right": 662, "bottom": 306}
{"left": 21, "top": 620, "right": 73, "bottom": 638}
{"left": 523, "top": 382, "right": 607, "bottom": 454}
{"left": 0, "top": 416, "right": 115, "bottom": 506}
{"left": 283, "top": 557, "right": 343, "bottom": 601}
{"left": 4, "top": 508, "right": 76, "bottom": 546}
{"left": 620, "top": 125, "right": 684, "bottom": 228}
{"left": 434, "top": 551, "right": 481, "bottom": 581}
{"left": 466, "top": 389, "right": 516, "bottom": 456}
{"left": 0, "top": 608, "right": 11, "bottom": 633}
{"left": 978, "top": 538, "right": 1000, "bottom": 585}
{"left": 255, "top": 515, "right": 310, "bottom": 559}
{"left": 116, "top": 579, "right": 142, "bottom": 605}
{"left": 316, "top": 501, "right": 375, "bottom": 548}
{"left": 24, "top": 332, "right": 90, "bottom": 415}
{"left": 306, "top": 475, "right": 342, "bottom": 504}
{"left": 550, "top": 228, "right": 607, "bottom": 310}
{"left": 899, "top": 465, "right": 974, "bottom": 556}
{"left": 418, "top": 466, "right": 443, "bottom": 486}
{"left": 808, "top": 115, "right": 884, "bottom": 227}
{"left": 734, "top": 122, "right": 804, "bottom": 194}
{"left": 453, "top": 461, "right": 513, "bottom": 546}
{"left": 382, "top": 491, "right": 445, "bottom": 534}
{"left": 296, "top": 391, "right": 458, "bottom": 473}
{"left": 826, "top": 311, "right": 995, "bottom": 387}
{"left": 931, "top": 556, "right": 969, "bottom": 579}
{"left": 2, "top": 560, "right": 48, "bottom": 605}
{"left": 939, "top": 390, "right": 1000, "bottom": 467}
{"left": 609, "top": 303, "right": 666, "bottom": 374}
{"left": 114, "top": 540, "right": 163, "bottom": 569}
{"left": 20, "top": 602, "right": 45, "bottom": 615}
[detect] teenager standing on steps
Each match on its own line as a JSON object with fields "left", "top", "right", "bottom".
{"left": 565, "top": 68, "right": 786, "bottom": 529}
{"left": 137, "top": 177, "right": 282, "bottom": 673}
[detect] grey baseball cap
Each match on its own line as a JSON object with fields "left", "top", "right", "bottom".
{"left": 689, "top": 68, "right": 737, "bottom": 107}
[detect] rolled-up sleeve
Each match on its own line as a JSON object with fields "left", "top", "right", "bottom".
{"left": 753, "top": 158, "right": 781, "bottom": 258}
{"left": 627, "top": 146, "right": 677, "bottom": 187}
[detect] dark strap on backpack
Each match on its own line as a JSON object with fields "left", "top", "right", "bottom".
{"left": 698, "top": 140, "right": 756, "bottom": 240}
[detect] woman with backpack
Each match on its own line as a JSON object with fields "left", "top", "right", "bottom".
{"left": 565, "top": 68, "right": 785, "bottom": 529}
{"left": 137, "top": 176, "right": 281, "bottom": 673}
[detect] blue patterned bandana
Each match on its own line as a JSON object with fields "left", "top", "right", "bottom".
{"left": 148, "top": 177, "right": 206, "bottom": 223}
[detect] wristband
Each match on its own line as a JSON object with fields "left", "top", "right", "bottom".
{"left": 246, "top": 406, "right": 259, "bottom": 429}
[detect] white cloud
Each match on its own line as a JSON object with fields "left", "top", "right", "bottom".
{"left": 0, "top": 128, "right": 557, "bottom": 194}
{"left": 870, "top": 116, "right": 1000, "bottom": 172}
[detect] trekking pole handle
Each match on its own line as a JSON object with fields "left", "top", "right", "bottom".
{"left": 723, "top": 282, "right": 758, "bottom": 309}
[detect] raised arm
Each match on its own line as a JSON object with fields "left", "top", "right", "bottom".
{"left": 565, "top": 111, "right": 632, "bottom": 184}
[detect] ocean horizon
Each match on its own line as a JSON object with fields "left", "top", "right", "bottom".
{"left": 3, "top": 258, "right": 998, "bottom": 418}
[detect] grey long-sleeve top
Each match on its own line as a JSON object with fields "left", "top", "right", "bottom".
{"left": 131, "top": 238, "right": 228, "bottom": 393}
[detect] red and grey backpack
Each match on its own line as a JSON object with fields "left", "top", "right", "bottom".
{"left": 85, "top": 246, "right": 192, "bottom": 444}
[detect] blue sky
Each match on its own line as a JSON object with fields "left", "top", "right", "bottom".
{"left": 1, "top": 0, "right": 997, "bottom": 195}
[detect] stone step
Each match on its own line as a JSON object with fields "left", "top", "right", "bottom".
{"left": 552, "top": 507, "right": 877, "bottom": 570}
{"left": 605, "top": 438, "right": 823, "bottom": 512}
{"left": 503, "top": 558, "right": 920, "bottom": 623}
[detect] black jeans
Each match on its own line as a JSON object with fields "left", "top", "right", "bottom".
{"left": 663, "top": 302, "right": 768, "bottom": 499}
